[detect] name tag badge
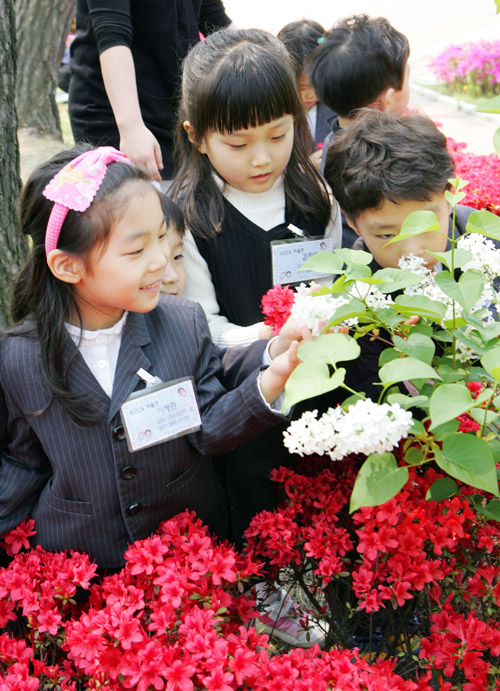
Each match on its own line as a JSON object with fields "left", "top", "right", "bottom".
{"left": 271, "top": 236, "right": 333, "bottom": 285}
{"left": 120, "top": 376, "right": 202, "bottom": 453}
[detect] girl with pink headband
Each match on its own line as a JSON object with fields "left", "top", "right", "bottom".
{"left": 0, "top": 145, "right": 301, "bottom": 572}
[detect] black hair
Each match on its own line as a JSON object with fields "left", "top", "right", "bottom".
{"left": 277, "top": 19, "right": 327, "bottom": 77}
{"left": 309, "top": 15, "right": 410, "bottom": 118}
{"left": 159, "top": 193, "right": 185, "bottom": 238}
{"left": 11, "top": 144, "right": 154, "bottom": 424}
{"left": 324, "top": 110, "right": 455, "bottom": 220}
{"left": 171, "top": 28, "right": 331, "bottom": 239}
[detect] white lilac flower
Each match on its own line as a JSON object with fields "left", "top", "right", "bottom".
{"left": 458, "top": 234, "right": 500, "bottom": 278}
{"left": 349, "top": 281, "right": 394, "bottom": 311}
{"left": 290, "top": 281, "right": 393, "bottom": 335}
{"left": 290, "top": 292, "right": 350, "bottom": 336}
{"left": 283, "top": 399, "right": 413, "bottom": 461}
{"left": 399, "top": 248, "right": 497, "bottom": 323}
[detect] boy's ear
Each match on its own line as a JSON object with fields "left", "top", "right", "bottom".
{"left": 378, "top": 87, "right": 394, "bottom": 113}
{"left": 183, "top": 120, "right": 206, "bottom": 153}
{"left": 46, "top": 249, "right": 84, "bottom": 284}
{"left": 343, "top": 213, "right": 361, "bottom": 236}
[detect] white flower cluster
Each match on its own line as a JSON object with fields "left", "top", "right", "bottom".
{"left": 290, "top": 290, "right": 349, "bottom": 336}
{"left": 290, "top": 282, "right": 393, "bottom": 335}
{"left": 399, "top": 244, "right": 500, "bottom": 324}
{"left": 459, "top": 233, "right": 500, "bottom": 279}
{"left": 350, "top": 280, "right": 395, "bottom": 311}
{"left": 283, "top": 399, "right": 413, "bottom": 461}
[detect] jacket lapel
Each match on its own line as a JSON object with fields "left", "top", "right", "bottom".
{"left": 108, "top": 311, "right": 152, "bottom": 422}
{"left": 64, "top": 337, "right": 109, "bottom": 417}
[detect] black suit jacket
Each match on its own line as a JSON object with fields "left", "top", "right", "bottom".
{"left": 0, "top": 296, "right": 284, "bottom": 568}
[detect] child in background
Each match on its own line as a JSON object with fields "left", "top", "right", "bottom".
{"left": 0, "top": 145, "right": 300, "bottom": 573}
{"left": 307, "top": 14, "right": 410, "bottom": 247}
{"left": 322, "top": 110, "right": 476, "bottom": 401}
{"left": 323, "top": 111, "right": 474, "bottom": 268}
{"left": 171, "top": 27, "right": 341, "bottom": 349}
{"left": 277, "top": 20, "right": 336, "bottom": 169}
{"left": 310, "top": 14, "right": 410, "bottom": 138}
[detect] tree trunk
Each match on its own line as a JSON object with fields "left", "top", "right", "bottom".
{"left": 15, "top": 0, "right": 75, "bottom": 139}
{"left": 0, "top": 0, "right": 28, "bottom": 329}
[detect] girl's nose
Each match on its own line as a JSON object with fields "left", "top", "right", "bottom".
{"left": 151, "top": 246, "right": 168, "bottom": 272}
{"left": 251, "top": 144, "right": 272, "bottom": 167}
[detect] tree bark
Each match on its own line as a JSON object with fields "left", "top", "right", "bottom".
{"left": 0, "top": 0, "right": 28, "bottom": 328}
{"left": 15, "top": 0, "right": 75, "bottom": 139}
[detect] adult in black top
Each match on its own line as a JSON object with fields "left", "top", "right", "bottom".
{"left": 68, "top": 1, "right": 232, "bottom": 181}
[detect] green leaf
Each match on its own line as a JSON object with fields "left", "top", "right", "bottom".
{"left": 425, "top": 248, "right": 472, "bottom": 272}
{"left": 393, "top": 333, "right": 435, "bottom": 364}
{"left": 384, "top": 210, "right": 439, "bottom": 245}
{"left": 336, "top": 248, "right": 373, "bottom": 266}
{"left": 283, "top": 362, "right": 346, "bottom": 410}
{"left": 379, "top": 357, "right": 440, "bottom": 385}
{"left": 300, "top": 252, "right": 344, "bottom": 275}
{"left": 426, "top": 478, "right": 459, "bottom": 501}
{"left": 445, "top": 189, "right": 466, "bottom": 207}
{"left": 435, "top": 433, "right": 500, "bottom": 497}
{"left": 476, "top": 95, "right": 500, "bottom": 112}
{"left": 387, "top": 392, "right": 429, "bottom": 410}
{"left": 467, "top": 209, "right": 500, "bottom": 241}
{"left": 324, "top": 298, "right": 366, "bottom": 327}
{"left": 344, "top": 264, "right": 372, "bottom": 280}
{"left": 457, "top": 270, "right": 485, "bottom": 312}
{"left": 476, "top": 499, "right": 500, "bottom": 522}
{"left": 431, "top": 418, "right": 460, "bottom": 440}
{"left": 379, "top": 348, "right": 400, "bottom": 366}
{"left": 481, "top": 347, "right": 500, "bottom": 382}
{"left": 429, "top": 383, "right": 473, "bottom": 429}
{"left": 410, "top": 418, "right": 426, "bottom": 435}
{"left": 436, "top": 364, "right": 467, "bottom": 383}
{"left": 298, "top": 333, "right": 360, "bottom": 366}
{"left": 349, "top": 452, "right": 409, "bottom": 512}
{"left": 404, "top": 445, "right": 426, "bottom": 465}
{"left": 495, "top": 127, "right": 500, "bottom": 157}
{"left": 469, "top": 408, "right": 498, "bottom": 426}
{"left": 371, "top": 268, "right": 423, "bottom": 293}
{"left": 434, "top": 269, "right": 484, "bottom": 313}
{"left": 394, "top": 295, "right": 447, "bottom": 321}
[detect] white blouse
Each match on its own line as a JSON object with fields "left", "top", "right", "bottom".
{"left": 65, "top": 311, "right": 128, "bottom": 397}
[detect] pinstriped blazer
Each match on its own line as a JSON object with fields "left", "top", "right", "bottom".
{"left": 0, "top": 295, "right": 285, "bottom": 569}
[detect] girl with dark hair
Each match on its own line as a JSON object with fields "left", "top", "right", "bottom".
{"left": 277, "top": 19, "right": 336, "bottom": 161}
{"left": 0, "top": 145, "right": 299, "bottom": 571}
{"left": 171, "top": 27, "right": 342, "bottom": 348}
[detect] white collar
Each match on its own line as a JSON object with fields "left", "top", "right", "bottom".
{"left": 65, "top": 310, "right": 128, "bottom": 344}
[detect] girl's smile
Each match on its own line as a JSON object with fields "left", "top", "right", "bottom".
{"left": 195, "top": 115, "right": 294, "bottom": 194}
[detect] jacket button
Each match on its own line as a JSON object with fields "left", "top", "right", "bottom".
{"left": 128, "top": 503, "right": 142, "bottom": 516}
{"left": 121, "top": 465, "right": 136, "bottom": 480}
{"left": 113, "top": 425, "right": 126, "bottom": 441}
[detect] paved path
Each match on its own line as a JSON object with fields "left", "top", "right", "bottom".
{"left": 223, "top": 0, "right": 500, "bottom": 155}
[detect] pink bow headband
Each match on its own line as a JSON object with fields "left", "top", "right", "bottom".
{"left": 42, "top": 146, "right": 132, "bottom": 256}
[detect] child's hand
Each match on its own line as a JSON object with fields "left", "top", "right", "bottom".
{"left": 268, "top": 317, "right": 313, "bottom": 360}
{"left": 260, "top": 340, "right": 301, "bottom": 404}
{"left": 259, "top": 323, "right": 275, "bottom": 340}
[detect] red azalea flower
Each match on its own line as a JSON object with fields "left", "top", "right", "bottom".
{"left": 261, "top": 284, "right": 295, "bottom": 335}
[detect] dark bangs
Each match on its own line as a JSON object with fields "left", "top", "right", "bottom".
{"left": 191, "top": 43, "right": 301, "bottom": 140}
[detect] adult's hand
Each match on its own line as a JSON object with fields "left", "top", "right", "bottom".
{"left": 100, "top": 45, "right": 163, "bottom": 181}
{"left": 120, "top": 123, "right": 163, "bottom": 181}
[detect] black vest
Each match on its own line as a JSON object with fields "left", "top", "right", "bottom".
{"left": 194, "top": 198, "right": 326, "bottom": 326}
